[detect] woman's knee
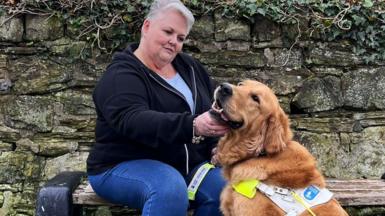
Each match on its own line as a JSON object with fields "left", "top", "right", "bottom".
{"left": 150, "top": 165, "right": 188, "bottom": 202}
{"left": 140, "top": 162, "right": 189, "bottom": 214}
{"left": 117, "top": 160, "right": 188, "bottom": 204}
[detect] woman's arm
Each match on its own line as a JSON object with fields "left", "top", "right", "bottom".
{"left": 94, "top": 65, "right": 195, "bottom": 148}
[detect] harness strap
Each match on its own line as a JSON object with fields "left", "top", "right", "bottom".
{"left": 232, "top": 179, "right": 260, "bottom": 198}
{"left": 187, "top": 163, "right": 214, "bottom": 200}
{"left": 233, "top": 180, "right": 334, "bottom": 216}
{"left": 291, "top": 191, "right": 316, "bottom": 216}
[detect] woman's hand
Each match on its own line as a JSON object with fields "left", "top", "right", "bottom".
{"left": 194, "top": 111, "right": 229, "bottom": 137}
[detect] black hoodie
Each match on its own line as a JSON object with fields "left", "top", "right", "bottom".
{"left": 87, "top": 44, "right": 218, "bottom": 176}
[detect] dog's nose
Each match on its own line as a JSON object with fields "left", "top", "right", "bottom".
{"left": 219, "top": 83, "right": 232, "bottom": 96}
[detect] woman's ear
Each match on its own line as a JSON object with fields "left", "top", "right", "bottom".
{"left": 264, "top": 107, "right": 292, "bottom": 154}
{"left": 142, "top": 19, "right": 150, "bottom": 35}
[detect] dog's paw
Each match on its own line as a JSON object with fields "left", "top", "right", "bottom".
{"left": 210, "top": 147, "right": 221, "bottom": 166}
{"left": 211, "top": 156, "right": 220, "bottom": 167}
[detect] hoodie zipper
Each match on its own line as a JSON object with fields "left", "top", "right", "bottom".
{"left": 185, "top": 66, "right": 198, "bottom": 175}
{"left": 148, "top": 66, "right": 198, "bottom": 175}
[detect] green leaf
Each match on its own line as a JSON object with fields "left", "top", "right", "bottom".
{"left": 357, "top": 31, "right": 365, "bottom": 42}
{"left": 246, "top": 3, "right": 258, "bottom": 15}
{"left": 123, "top": 15, "right": 132, "bottom": 23}
{"left": 0, "top": 8, "right": 4, "bottom": 17}
{"left": 126, "top": 5, "right": 135, "bottom": 13}
{"left": 363, "top": 0, "right": 373, "bottom": 8}
{"left": 351, "top": 15, "right": 366, "bottom": 26}
{"left": 257, "top": 8, "right": 266, "bottom": 16}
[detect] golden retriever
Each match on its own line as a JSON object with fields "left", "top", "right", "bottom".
{"left": 211, "top": 80, "right": 348, "bottom": 216}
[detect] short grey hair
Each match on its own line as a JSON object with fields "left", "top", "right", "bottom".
{"left": 146, "top": 0, "right": 195, "bottom": 33}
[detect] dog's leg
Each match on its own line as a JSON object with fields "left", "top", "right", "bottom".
{"left": 215, "top": 151, "right": 248, "bottom": 167}
{"left": 227, "top": 159, "right": 268, "bottom": 184}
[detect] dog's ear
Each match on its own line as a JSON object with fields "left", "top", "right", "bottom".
{"left": 264, "top": 107, "right": 292, "bottom": 154}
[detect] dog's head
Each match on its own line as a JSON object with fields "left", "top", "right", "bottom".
{"left": 212, "top": 80, "right": 292, "bottom": 155}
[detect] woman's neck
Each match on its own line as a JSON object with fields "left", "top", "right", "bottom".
{"left": 134, "top": 47, "right": 176, "bottom": 79}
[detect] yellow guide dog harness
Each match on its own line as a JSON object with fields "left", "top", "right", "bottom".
{"left": 232, "top": 179, "right": 334, "bottom": 216}
{"left": 187, "top": 163, "right": 215, "bottom": 200}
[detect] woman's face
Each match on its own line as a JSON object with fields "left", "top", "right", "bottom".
{"left": 142, "top": 9, "right": 188, "bottom": 66}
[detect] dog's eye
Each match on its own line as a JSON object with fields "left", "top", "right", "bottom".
{"left": 251, "top": 94, "right": 259, "bottom": 103}
{"left": 237, "top": 82, "right": 243, "bottom": 86}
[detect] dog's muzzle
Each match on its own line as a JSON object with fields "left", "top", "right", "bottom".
{"left": 210, "top": 83, "right": 243, "bottom": 129}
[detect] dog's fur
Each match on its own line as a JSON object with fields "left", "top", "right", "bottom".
{"left": 212, "top": 80, "right": 348, "bottom": 216}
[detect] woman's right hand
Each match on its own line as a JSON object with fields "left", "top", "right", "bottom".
{"left": 194, "top": 111, "right": 229, "bottom": 137}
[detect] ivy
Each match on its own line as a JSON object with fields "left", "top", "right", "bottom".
{"left": 0, "top": 0, "right": 384, "bottom": 63}
{"left": 197, "top": 0, "right": 385, "bottom": 63}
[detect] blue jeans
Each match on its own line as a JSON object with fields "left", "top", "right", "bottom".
{"left": 88, "top": 159, "right": 226, "bottom": 216}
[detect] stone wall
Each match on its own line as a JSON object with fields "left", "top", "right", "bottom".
{"left": 0, "top": 11, "right": 384, "bottom": 216}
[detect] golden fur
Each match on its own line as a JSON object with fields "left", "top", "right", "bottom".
{"left": 213, "top": 80, "right": 348, "bottom": 216}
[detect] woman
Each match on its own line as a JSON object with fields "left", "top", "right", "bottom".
{"left": 86, "top": 0, "right": 229, "bottom": 215}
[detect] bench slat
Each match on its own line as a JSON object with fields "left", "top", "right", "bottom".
{"left": 73, "top": 179, "right": 385, "bottom": 206}
{"left": 326, "top": 179, "right": 385, "bottom": 206}
{"left": 73, "top": 183, "right": 116, "bottom": 206}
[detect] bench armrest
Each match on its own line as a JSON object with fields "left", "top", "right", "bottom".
{"left": 36, "top": 171, "right": 86, "bottom": 216}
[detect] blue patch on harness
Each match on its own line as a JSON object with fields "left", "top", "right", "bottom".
{"left": 303, "top": 185, "right": 320, "bottom": 200}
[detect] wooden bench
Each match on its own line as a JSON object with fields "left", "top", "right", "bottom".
{"left": 72, "top": 179, "right": 385, "bottom": 207}
{"left": 36, "top": 171, "right": 385, "bottom": 216}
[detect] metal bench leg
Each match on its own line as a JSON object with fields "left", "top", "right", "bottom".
{"left": 36, "top": 171, "right": 86, "bottom": 216}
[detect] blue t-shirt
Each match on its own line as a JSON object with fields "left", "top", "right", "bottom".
{"left": 164, "top": 73, "right": 194, "bottom": 113}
